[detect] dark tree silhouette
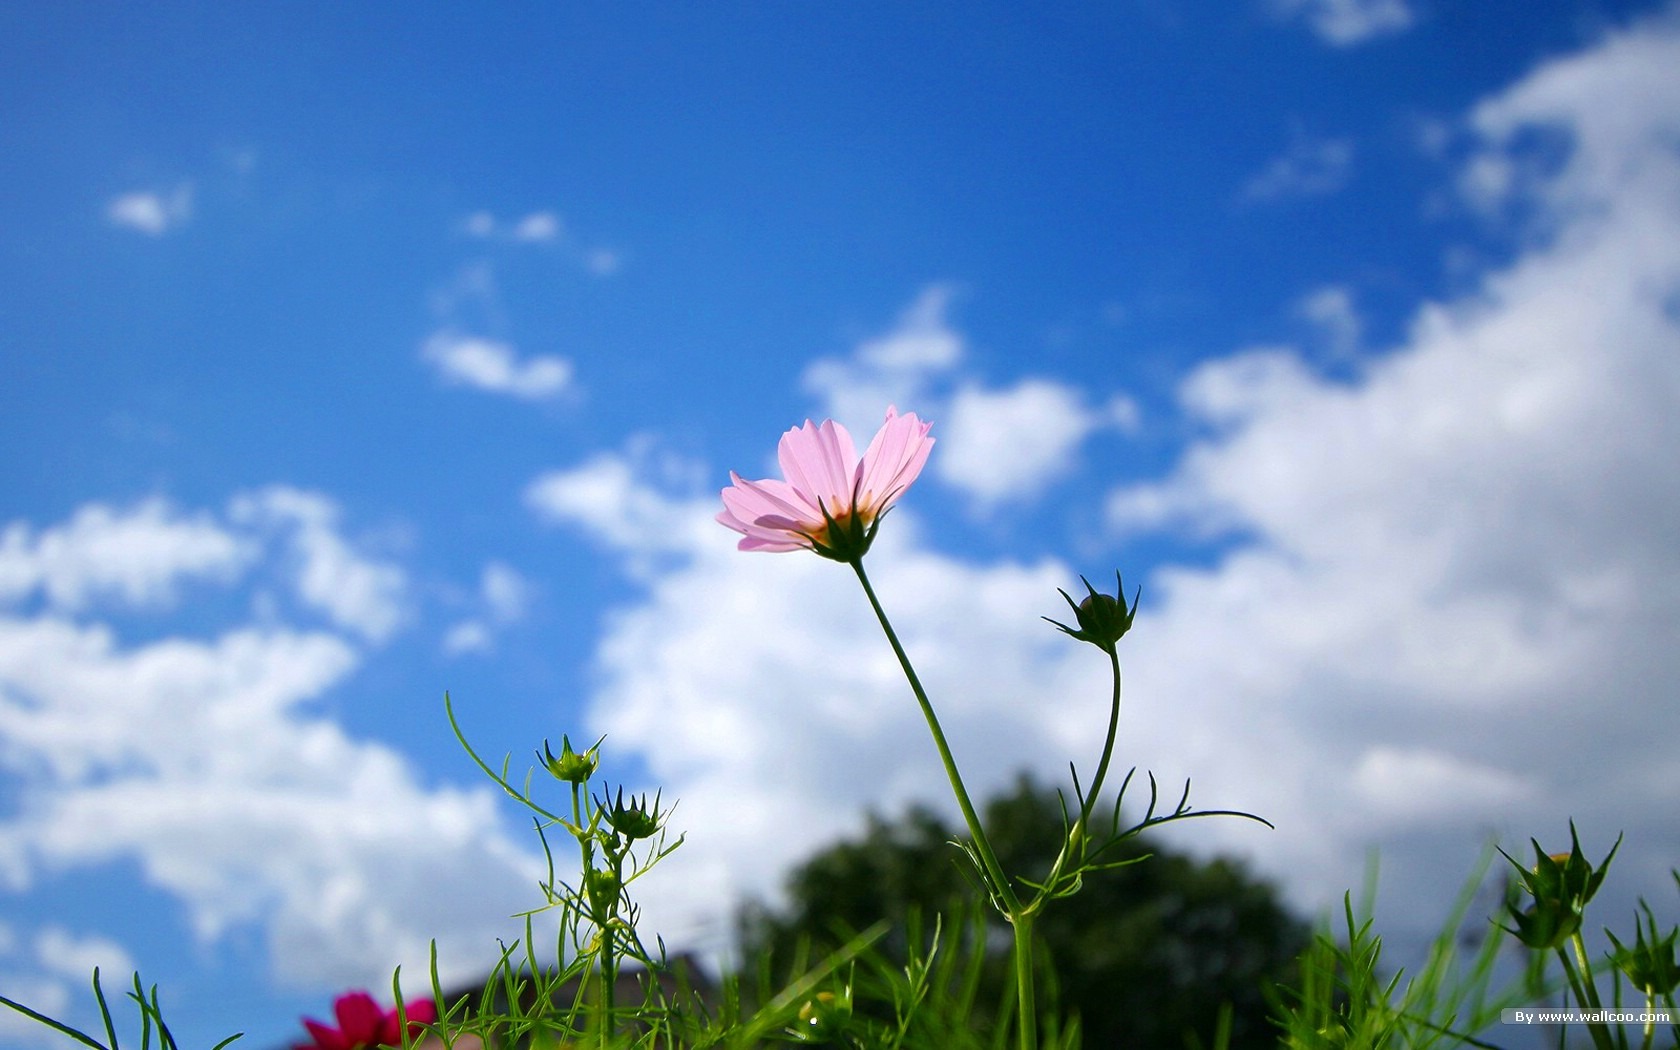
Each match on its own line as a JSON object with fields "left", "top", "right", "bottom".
{"left": 737, "top": 774, "right": 1306, "bottom": 1048}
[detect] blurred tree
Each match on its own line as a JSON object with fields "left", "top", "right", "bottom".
{"left": 736, "top": 774, "right": 1306, "bottom": 1048}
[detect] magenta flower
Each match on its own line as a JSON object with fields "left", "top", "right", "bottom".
{"left": 294, "top": 991, "right": 437, "bottom": 1050}
{"left": 718, "top": 406, "right": 934, "bottom": 562}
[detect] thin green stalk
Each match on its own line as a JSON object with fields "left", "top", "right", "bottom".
{"left": 849, "top": 559, "right": 1018, "bottom": 913}
{"left": 849, "top": 558, "right": 1034, "bottom": 1050}
{"left": 1079, "top": 646, "right": 1124, "bottom": 830}
{"left": 1012, "top": 914, "right": 1038, "bottom": 1050}
{"left": 599, "top": 853, "right": 619, "bottom": 1048}
{"left": 1033, "top": 646, "right": 1124, "bottom": 909}
{"left": 1557, "top": 938, "right": 1615, "bottom": 1050}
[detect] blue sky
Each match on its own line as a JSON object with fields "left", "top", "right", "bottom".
{"left": 4, "top": 2, "right": 1680, "bottom": 1047}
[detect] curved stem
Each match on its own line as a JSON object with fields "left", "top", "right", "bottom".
{"left": 1030, "top": 646, "right": 1123, "bottom": 912}
{"left": 850, "top": 560, "right": 1019, "bottom": 913}
{"left": 849, "top": 559, "right": 1034, "bottom": 1050}
{"left": 1081, "top": 646, "right": 1124, "bottom": 823}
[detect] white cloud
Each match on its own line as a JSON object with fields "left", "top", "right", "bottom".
{"left": 1271, "top": 0, "right": 1414, "bottom": 47}
{"left": 106, "top": 184, "right": 193, "bottom": 236}
{"left": 1240, "top": 132, "right": 1354, "bottom": 202}
{"left": 0, "top": 921, "right": 126, "bottom": 1049}
{"left": 1351, "top": 748, "right": 1531, "bottom": 824}
{"left": 0, "top": 499, "right": 254, "bottom": 612}
{"left": 937, "top": 381, "right": 1137, "bottom": 508}
{"left": 511, "top": 211, "right": 562, "bottom": 242}
{"left": 456, "top": 209, "right": 619, "bottom": 274}
{"left": 441, "top": 620, "right": 493, "bottom": 657}
{"left": 1103, "top": 6, "right": 1680, "bottom": 920}
{"left": 586, "top": 249, "right": 622, "bottom": 276}
{"left": 802, "top": 285, "right": 965, "bottom": 434}
{"left": 33, "top": 927, "right": 136, "bottom": 983}
{"left": 0, "top": 495, "right": 541, "bottom": 995}
{"left": 480, "top": 562, "right": 529, "bottom": 623}
{"left": 535, "top": 7, "right": 1680, "bottom": 964}
{"left": 799, "top": 287, "right": 1140, "bottom": 510}
{"left": 525, "top": 448, "right": 716, "bottom": 578}
{"left": 421, "top": 331, "right": 574, "bottom": 401}
{"left": 441, "top": 561, "right": 532, "bottom": 657}
{"left": 230, "top": 487, "right": 409, "bottom": 644}
{"left": 1296, "top": 285, "right": 1363, "bottom": 357}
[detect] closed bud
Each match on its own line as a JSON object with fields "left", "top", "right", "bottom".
{"left": 1044, "top": 572, "right": 1140, "bottom": 654}
{"left": 600, "top": 787, "right": 663, "bottom": 841}
{"left": 585, "top": 868, "right": 621, "bottom": 914}
{"left": 542, "top": 736, "right": 599, "bottom": 785}
{"left": 1608, "top": 911, "right": 1680, "bottom": 997}
{"left": 1499, "top": 822, "right": 1620, "bottom": 951}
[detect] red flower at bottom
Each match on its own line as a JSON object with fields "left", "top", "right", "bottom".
{"left": 295, "top": 991, "right": 437, "bottom": 1050}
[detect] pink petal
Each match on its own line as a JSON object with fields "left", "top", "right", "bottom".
{"left": 856, "top": 406, "right": 934, "bottom": 515}
{"left": 300, "top": 1019, "right": 351, "bottom": 1050}
{"left": 720, "top": 475, "right": 817, "bottom": 530}
{"left": 333, "top": 992, "right": 385, "bottom": 1045}
{"left": 737, "top": 532, "right": 809, "bottom": 552}
{"left": 778, "top": 419, "right": 858, "bottom": 512}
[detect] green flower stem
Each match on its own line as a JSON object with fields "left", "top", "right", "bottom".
{"left": 571, "top": 782, "right": 614, "bottom": 1044}
{"left": 600, "top": 852, "right": 621, "bottom": 1046}
{"left": 1557, "top": 939, "right": 1615, "bottom": 1050}
{"left": 849, "top": 559, "right": 1034, "bottom": 1050}
{"left": 1033, "top": 645, "right": 1124, "bottom": 909}
{"left": 1012, "top": 912, "right": 1038, "bottom": 1050}
{"left": 1082, "top": 646, "right": 1124, "bottom": 826}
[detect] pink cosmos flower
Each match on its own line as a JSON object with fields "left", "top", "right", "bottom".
{"left": 717, "top": 406, "right": 934, "bottom": 562}
{"left": 294, "top": 991, "right": 437, "bottom": 1050}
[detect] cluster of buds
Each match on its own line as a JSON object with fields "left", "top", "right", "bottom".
{"left": 1500, "top": 822, "right": 1620, "bottom": 951}
{"left": 1044, "top": 571, "right": 1140, "bottom": 655}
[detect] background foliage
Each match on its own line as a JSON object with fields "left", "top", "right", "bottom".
{"left": 736, "top": 776, "right": 1309, "bottom": 1048}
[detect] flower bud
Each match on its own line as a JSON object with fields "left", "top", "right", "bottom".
{"left": 541, "top": 736, "right": 599, "bottom": 785}
{"left": 600, "top": 787, "right": 663, "bottom": 841}
{"left": 1499, "top": 822, "right": 1620, "bottom": 951}
{"left": 1044, "top": 572, "right": 1140, "bottom": 654}
{"left": 1608, "top": 911, "right": 1680, "bottom": 997}
{"left": 585, "top": 868, "right": 621, "bottom": 915}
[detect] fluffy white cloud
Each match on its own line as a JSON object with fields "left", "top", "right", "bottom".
{"left": 230, "top": 487, "right": 409, "bottom": 643}
{"left": 1271, "top": 0, "right": 1414, "bottom": 47}
{"left": 801, "top": 287, "right": 1138, "bottom": 509}
{"left": 512, "top": 211, "right": 562, "bottom": 242}
{"left": 1240, "top": 132, "right": 1354, "bottom": 202}
{"left": 526, "top": 448, "right": 716, "bottom": 573}
{"left": 1296, "top": 285, "right": 1363, "bottom": 357}
{"left": 0, "top": 499, "right": 254, "bottom": 612}
{"left": 442, "top": 560, "right": 533, "bottom": 656}
{"left": 802, "top": 285, "right": 965, "bottom": 434}
{"left": 421, "top": 331, "right": 574, "bottom": 401}
{"left": 1104, "top": 7, "right": 1680, "bottom": 918}
{"left": 938, "top": 381, "right": 1138, "bottom": 508}
{"left": 32, "top": 927, "right": 136, "bottom": 984}
{"left": 106, "top": 184, "right": 193, "bottom": 236}
{"left": 0, "top": 494, "right": 538, "bottom": 1001}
